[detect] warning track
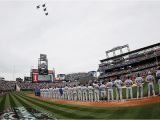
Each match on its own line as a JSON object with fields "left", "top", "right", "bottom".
{"left": 28, "top": 94, "right": 160, "bottom": 107}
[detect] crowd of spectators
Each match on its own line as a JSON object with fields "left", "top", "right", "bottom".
{"left": 65, "top": 72, "right": 91, "bottom": 81}
{"left": 0, "top": 80, "right": 16, "bottom": 92}
{"left": 99, "top": 47, "right": 160, "bottom": 71}
{"left": 0, "top": 79, "right": 79, "bottom": 93}
{"left": 100, "top": 61, "right": 159, "bottom": 79}
{"left": 99, "top": 46, "right": 160, "bottom": 82}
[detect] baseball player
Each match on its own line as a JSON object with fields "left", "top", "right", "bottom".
{"left": 51, "top": 87, "right": 55, "bottom": 98}
{"left": 77, "top": 84, "right": 82, "bottom": 101}
{"left": 106, "top": 79, "right": 114, "bottom": 101}
{"left": 68, "top": 86, "right": 73, "bottom": 100}
{"left": 40, "top": 88, "right": 44, "bottom": 97}
{"left": 156, "top": 67, "right": 160, "bottom": 95}
{"left": 73, "top": 85, "right": 78, "bottom": 100}
{"left": 44, "top": 88, "right": 47, "bottom": 98}
{"left": 64, "top": 85, "right": 69, "bottom": 100}
{"left": 52, "top": 88, "right": 56, "bottom": 99}
{"left": 88, "top": 83, "right": 94, "bottom": 102}
{"left": 55, "top": 87, "right": 59, "bottom": 99}
{"left": 135, "top": 73, "right": 144, "bottom": 99}
{"left": 44, "top": 88, "right": 48, "bottom": 98}
{"left": 125, "top": 76, "right": 133, "bottom": 100}
{"left": 114, "top": 76, "right": 123, "bottom": 101}
{"left": 93, "top": 82, "right": 100, "bottom": 101}
{"left": 82, "top": 84, "right": 88, "bottom": 102}
{"left": 49, "top": 88, "right": 53, "bottom": 98}
{"left": 146, "top": 71, "right": 155, "bottom": 97}
{"left": 59, "top": 86, "right": 64, "bottom": 99}
{"left": 99, "top": 82, "right": 106, "bottom": 100}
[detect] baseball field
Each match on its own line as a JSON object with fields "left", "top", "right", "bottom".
{"left": 0, "top": 83, "right": 160, "bottom": 119}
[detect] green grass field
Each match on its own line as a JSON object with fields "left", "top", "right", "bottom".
{"left": 0, "top": 83, "right": 160, "bottom": 119}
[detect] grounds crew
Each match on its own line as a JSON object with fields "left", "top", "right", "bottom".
{"left": 93, "top": 82, "right": 100, "bottom": 101}
{"left": 82, "top": 84, "right": 88, "bottom": 101}
{"left": 106, "top": 79, "right": 114, "bottom": 101}
{"left": 99, "top": 82, "right": 106, "bottom": 100}
{"left": 88, "top": 83, "right": 94, "bottom": 102}
{"left": 156, "top": 67, "right": 160, "bottom": 95}
{"left": 146, "top": 71, "right": 155, "bottom": 97}
{"left": 114, "top": 76, "right": 123, "bottom": 100}
{"left": 125, "top": 76, "right": 133, "bottom": 100}
{"left": 135, "top": 73, "right": 144, "bottom": 99}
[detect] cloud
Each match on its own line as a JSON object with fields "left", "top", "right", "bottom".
{"left": 0, "top": 0, "right": 160, "bottom": 80}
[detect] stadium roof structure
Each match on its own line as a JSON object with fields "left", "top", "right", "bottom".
{"left": 100, "top": 42, "right": 160, "bottom": 63}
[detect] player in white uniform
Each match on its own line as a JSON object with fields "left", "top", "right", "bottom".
{"left": 40, "top": 88, "right": 44, "bottom": 97}
{"left": 82, "top": 85, "right": 88, "bottom": 102}
{"left": 64, "top": 85, "right": 69, "bottom": 100}
{"left": 48, "top": 88, "right": 53, "bottom": 98}
{"left": 73, "top": 85, "right": 78, "bottom": 100}
{"left": 114, "top": 76, "right": 123, "bottom": 101}
{"left": 52, "top": 88, "right": 56, "bottom": 99}
{"left": 88, "top": 84, "right": 94, "bottom": 102}
{"left": 43, "top": 88, "right": 46, "bottom": 98}
{"left": 93, "top": 82, "right": 100, "bottom": 101}
{"left": 156, "top": 67, "right": 160, "bottom": 95}
{"left": 77, "top": 84, "right": 82, "bottom": 101}
{"left": 99, "top": 82, "right": 106, "bottom": 100}
{"left": 106, "top": 79, "right": 114, "bottom": 101}
{"left": 135, "top": 73, "right": 143, "bottom": 99}
{"left": 45, "top": 88, "right": 49, "bottom": 98}
{"left": 125, "top": 76, "right": 133, "bottom": 100}
{"left": 56, "top": 87, "right": 59, "bottom": 99}
{"left": 68, "top": 86, "right": 72, "bottom": 100}
{"left": 146, "top": 71, "right": 155, "bottom": 97}
{"left": 51, "top": 87, "right": 55, "bottom": 98}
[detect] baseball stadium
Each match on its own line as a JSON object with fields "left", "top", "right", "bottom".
{"left": 0, "top": 43, "right": 160, "bottom": 119}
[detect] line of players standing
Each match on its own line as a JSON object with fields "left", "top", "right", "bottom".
{"left": 40, "top": 67, "right": 160, "bottom": 102}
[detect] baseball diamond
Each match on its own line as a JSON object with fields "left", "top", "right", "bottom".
{"left": 1, "top": 0, "right": 160, "bottom": 119}
{"left": 0, "top": 82, "right": 160, "bottom": 119}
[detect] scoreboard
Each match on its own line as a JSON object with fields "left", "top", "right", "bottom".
{"left": 31, "top": 69, "right": 54, "bottom": 83}
{"left": 38, "top": 75, "right": 52, "bottom": 82}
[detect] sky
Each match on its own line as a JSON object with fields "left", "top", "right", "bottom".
{"left": 0, "top": 0, "right": 160, "bottom": 80}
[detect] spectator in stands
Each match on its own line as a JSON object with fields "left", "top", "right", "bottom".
{"left": 146, "top": 71, "right": 155, "bottom": 97}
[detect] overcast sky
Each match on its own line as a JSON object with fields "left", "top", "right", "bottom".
{"left": 0, "top": 0, "right": 160, "bottom": 80}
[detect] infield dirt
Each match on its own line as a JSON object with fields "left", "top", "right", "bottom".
{"left": 28, "top": 94, "right": 160, "bottom": 107}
